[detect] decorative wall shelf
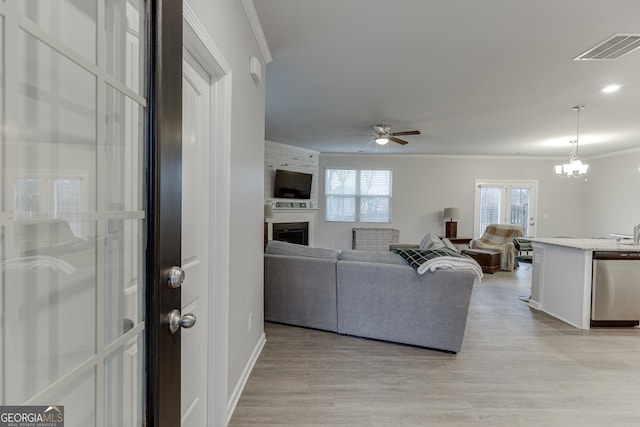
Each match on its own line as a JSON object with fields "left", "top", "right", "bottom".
{"left": 275, "top": 201, "right": 309, "bottom": 209}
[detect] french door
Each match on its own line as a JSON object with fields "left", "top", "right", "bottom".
{"left": 474, "top": 179, "right": 538, "bottom": 238}
{"left": 1, "top": 1, "right": 183, "bottom": 426}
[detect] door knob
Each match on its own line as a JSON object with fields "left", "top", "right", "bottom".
{"left": 168, "top": 309, "right": 197, "bottom": 334}
{"left": 167, "top": 266, "right": 185, "bottom": 288}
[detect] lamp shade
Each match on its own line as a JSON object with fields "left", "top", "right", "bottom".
{"left": 443, "top": 207, "right": 460, "bottom": 222}
{"left": 264, "top": 204, "right": 274, "bottom": 219}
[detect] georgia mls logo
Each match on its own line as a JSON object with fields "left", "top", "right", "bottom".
{"left": 0, "top": 405, "right": 64, "bottom": 426}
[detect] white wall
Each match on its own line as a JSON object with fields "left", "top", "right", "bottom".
{"left": 315, "top": 154, "right": 591, "bottom": 249}
{"left": 585, "top": 150, "right": 640, "bottom": 237}
{"left": 186, "top": 0, "right": 267, "bottom": 408}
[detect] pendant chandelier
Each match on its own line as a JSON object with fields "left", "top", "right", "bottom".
{"left": 555, "top": 105, "right": 589, "bottom": 177}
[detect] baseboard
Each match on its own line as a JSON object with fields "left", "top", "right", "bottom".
{"left": 227, "top": 332, "right": 266, "bottom": 424}
{"left": 528, "top": 299, "right": 541, "bottom": 310}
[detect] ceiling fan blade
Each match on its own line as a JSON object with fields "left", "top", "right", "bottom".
{"left": 391, "top": 130, "right": 421, "bottom": 136}
{"left": 389, "top": 136, "right": 409, "bottom": 145}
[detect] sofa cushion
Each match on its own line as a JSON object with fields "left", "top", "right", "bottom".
{"left": 339, "top": 249, "right": 408, "bottom": 265}
{"left": 419, "top": 233, "right": 445, "bottom": 250}
{"left": 266, "top": 240, "right": 339, "bottom": 259}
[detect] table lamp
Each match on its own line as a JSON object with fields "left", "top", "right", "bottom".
{"left": 443, "top": 207, "right": 460, "bottom": 238}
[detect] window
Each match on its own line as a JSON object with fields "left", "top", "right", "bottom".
{"left": 325, "top": 169, "right": 392, "bottom": 222}
{"left": 54, "top": 179, "right": 83, "bottom": 236}
{"left": 11, "top": 173, "right": 86, "bottom": 237}
{"left": 474, "top": 179, "right": 537, "bottom": 238}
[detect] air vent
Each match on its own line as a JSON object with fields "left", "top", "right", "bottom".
{"left": 574, "top": 33, "right": 640, "bottom": 61}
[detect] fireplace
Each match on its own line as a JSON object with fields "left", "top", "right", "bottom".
{"left": 273, "top": 222, "right": 309, "bottom": 246}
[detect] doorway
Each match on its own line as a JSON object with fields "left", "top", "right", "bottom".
{"left": 473, "top": 179, "right": 538, "bottom": 238}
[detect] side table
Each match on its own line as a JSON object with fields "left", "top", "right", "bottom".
{"left": 441, "top": 237, "right": 472, "bottom": 246}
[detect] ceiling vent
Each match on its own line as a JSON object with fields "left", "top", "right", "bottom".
{"left": 574, "top": 33, "right": 640, "bottom": 61}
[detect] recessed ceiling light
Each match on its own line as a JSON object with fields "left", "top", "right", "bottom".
{"left": 602, "top": 84, "right": 621, "bottom": 93}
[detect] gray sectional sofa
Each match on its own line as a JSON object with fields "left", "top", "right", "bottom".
{"left": 264, "top": 240, "right": 476, "bottom": 353}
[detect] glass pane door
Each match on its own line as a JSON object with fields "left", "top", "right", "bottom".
{"left": 510, "top": 186, "right": 532, "bottom": 236}
{"left": 478, "top": 187, "right": 503, "bottom": 236}
{"left": 475, "top": 180, "right": 537, "bottom": 238}
{"left": 1, "top": 1, "right": 147, "bottom": 426}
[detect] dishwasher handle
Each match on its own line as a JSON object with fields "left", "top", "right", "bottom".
{"left": 593, "top": 251, "right": 640, "bottom": 260}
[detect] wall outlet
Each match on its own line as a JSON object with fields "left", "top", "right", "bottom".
{"left": 248, "top": 313, "right": 253, "bottom": 332}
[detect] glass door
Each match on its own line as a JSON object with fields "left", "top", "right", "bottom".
{"left": 474, "top": 179, "right": 538, "bottom": 238}
{"left": 0, "top": 1, "right": 172, "bottom": 425}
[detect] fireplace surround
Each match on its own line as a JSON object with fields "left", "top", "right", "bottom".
{"left": 272, "top": 222, "right": 309, "bottom": 246}
{"left": 266, "top": 211, "right": 316, "bottom": 246}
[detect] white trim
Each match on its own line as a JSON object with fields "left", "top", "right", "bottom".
{"left": 183, "top": 1, "right": 231, "bottom": 75}
{"left": 227, "top": 332, "right": 266, "bottom": 424}
{"left": 587, "top": 146, "right": 640, "bottom": 160}
{"left": 320, "top": 152, "right": 562, "bottom": 160}
{"left": 183, "top": 5, "right": 233, "bottom": 426}
{"left": 528, "top": 299, "right": 542, "bottom": 310}
{"left": 313, "top": 147, "right": 640, "bottom": 161}
{"left": 211, "top": 72, "right": 232, "bottom": 427}
{"left": 240, "top": 0, "right": 273, "bottom": 64}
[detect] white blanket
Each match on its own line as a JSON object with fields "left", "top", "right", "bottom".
{"left": 416, "top": 256, "right": 483, "bottom": 282}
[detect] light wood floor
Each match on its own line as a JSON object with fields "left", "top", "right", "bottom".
{"left": 229, "top": 268, "right": 640, "bottom": 426}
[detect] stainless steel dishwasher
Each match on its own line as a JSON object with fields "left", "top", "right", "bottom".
{"left": 591, "top": 251, "right": 640, "bottom": 327}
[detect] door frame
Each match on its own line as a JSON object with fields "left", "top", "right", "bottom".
{"left": 183, "top": 4, "right": 233, "bottom": 426}
{"left": 146, "top": 2, "right": 232, "bottom": 424}
{"left": 473, "top": 179, "right": 538, "bottom": 238}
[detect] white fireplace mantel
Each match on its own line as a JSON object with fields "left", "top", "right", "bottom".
{"left": 266, "top": 211, "right": 317, "bottom": 246}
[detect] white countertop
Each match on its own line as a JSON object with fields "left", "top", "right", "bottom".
{"left": 529, "top": 237, "right": 640, "bottom": 251}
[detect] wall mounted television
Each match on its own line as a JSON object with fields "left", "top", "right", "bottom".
{"left": 273, "top": 169, "right": 312, "bottom": 199}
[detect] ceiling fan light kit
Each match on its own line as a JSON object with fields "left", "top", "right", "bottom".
{"left": 371, "top": 124, "right": 420, "bottom": 146}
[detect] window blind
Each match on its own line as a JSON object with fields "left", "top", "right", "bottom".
{"left": 325, "top": 169, "right": 392, "bottom": 222}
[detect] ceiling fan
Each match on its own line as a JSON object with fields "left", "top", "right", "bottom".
{"left": 372, "top": 124, "right": 420, "bottom": 145}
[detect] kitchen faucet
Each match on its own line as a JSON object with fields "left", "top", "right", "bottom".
{"left": 635, "top": 224, "right": 640, "bottom": 244}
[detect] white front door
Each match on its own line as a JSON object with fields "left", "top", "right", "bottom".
{"left": 180, "top": 52, "right": 211, "bottom": 426}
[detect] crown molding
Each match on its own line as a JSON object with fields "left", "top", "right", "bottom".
{"left": 319, "top": 152, "right": 560, "bottom": 161}
{"left": 586, "top": 146, "right": 640, "bottom": 160}
{"left": 184, "top": 1, "right": 232, "bottom": 75}
{"left": 241, "top": 0, "right": 273, "bottom": 64}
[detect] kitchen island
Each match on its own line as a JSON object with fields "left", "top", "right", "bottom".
{"left": 528, "top": 238, "right": 640, "bottom": 329}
